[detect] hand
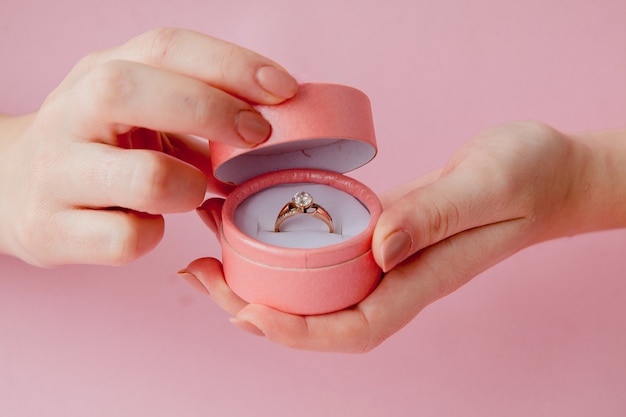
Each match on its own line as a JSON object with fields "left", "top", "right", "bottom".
{"left": 181, "top": 121, "right": 626, "bottom": 352}
{"left": 0, "top": 28, "right": 298, "bottom": 267}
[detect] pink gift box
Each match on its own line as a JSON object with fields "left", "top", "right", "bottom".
{"left": 210, "top": 83, "right": 382, "bottom": 315}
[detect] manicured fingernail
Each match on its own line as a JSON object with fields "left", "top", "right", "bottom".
{"left": 230, "top": 318, "right": 265, "bottom": 337}
{"left": 177, "top": 269, "right": 210, "bottom": 295}
{"left": 380, "top": 230, "right": 413, "bottom": 272}
{"left": 256, "top": 65, "right": 299, "bottom": 99}
{"left": 236, "top": 110, "right": 271, "bottom": 146}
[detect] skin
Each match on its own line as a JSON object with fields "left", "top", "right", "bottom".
{"left": 183, "top": 121, "right": 626, "bottom": 353}
{"left": 0, "top": 28, "right": 298, "bottom": 267}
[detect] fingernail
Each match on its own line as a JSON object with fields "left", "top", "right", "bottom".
{"left": 256, "top": 65, "right": 299, "bottom": 100}
{"left": 236, "top": 110, "right": 271, "bottom": 146}
{"left": 177, "top": 269, "right": 210, "bottom": 295}
{"left": 380, "top": 230, "right": 413, "bottom": 272}
{"left": 230, "top": 318, "right": 265, "bottom": 337}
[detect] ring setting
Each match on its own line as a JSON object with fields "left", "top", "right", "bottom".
{"left": 274, "top": 191, "right": 334, "bottom": 233}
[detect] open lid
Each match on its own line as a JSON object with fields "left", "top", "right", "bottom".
{"left": 210, "top": 83, "right": 377, "bottom": 185}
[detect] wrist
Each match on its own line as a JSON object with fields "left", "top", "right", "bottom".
{"left": 561, "top": 128, "right": 626, "bottom": 237}
{"left": 0, "top": 114, "right": 33, "bottom": 259}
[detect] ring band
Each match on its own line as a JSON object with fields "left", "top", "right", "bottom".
{"left": 274, "top": 191, "right": 334, "bottom": 233}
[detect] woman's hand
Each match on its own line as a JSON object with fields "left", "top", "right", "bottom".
{"left": 182, "top": 121, "right": 626, "bottom": 352}
{"left": 0, "top": 28, "right": 298, "bottom": 267}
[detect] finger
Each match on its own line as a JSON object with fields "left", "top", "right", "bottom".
{"left": 181, "top": 257, "right": 248, "bottom": 316}
{"left": 378, "top": 168, "right": 444, "bottom": 209}
{"left": 195, "top": 198, "right": 225, "bottom": 235}
{"left": 21, "top": 209, "right": 164, "bottom": 267}
{"left": 105, "top": 129, "right": 233, "bottom": 196}
{"left": 60, "top": 142, "right": 206, "bottom": 214}
{"left": 164, "top": 134, "right": 235, "bottom": 196}
{"left": 233, "top": 217, "right": 530, "bottom": 353}
{"left": 372, "top": 168, "right": 525, "bottom": 272}
{"left": 120, "top": 28, "right": 299, "bottom": 103}
{"left": 68, "top": 28, "right": 298, "bottom": 105}
{"left": 67, "top": 59, "right": 272, "bottom": 147}
{"left": 233, "top": 303, "right": 371, "bottom": 352}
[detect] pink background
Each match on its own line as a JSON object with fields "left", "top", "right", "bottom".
{"left": 1, "top": 0, "right": 626, "bottom": 415}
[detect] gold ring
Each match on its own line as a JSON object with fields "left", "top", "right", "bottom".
{"left": 274, "top": 191, "right": 334, "bottom": 233}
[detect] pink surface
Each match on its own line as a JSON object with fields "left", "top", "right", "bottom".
{"left": 1, "top": 1, "right": 626, "bottom": 416}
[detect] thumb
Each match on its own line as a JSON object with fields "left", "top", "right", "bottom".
{"left": 372, "top": 169, "right": 518, "bottom": 272}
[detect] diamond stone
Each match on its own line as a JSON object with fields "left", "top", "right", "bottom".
{"left": 292, "top": 191, "right": 313, "bottom": 208}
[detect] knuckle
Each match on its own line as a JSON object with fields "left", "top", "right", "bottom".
{"left": 190, "top": 94, "right": 222, "bottom": 131}
{"left": 107, "top": 214, "right": 163, "bottom": 265}
{"left": 213, "top": 42, "right": 240, "bottom": 79}
{"left": 129, "top": 153, "right": 170, "bottom": 205}
{"left": 72, "top": 49, "right": 106, "bottom": 76}
{"left": 107, "top": 221, "right": 141, "bottom": 265}
{"left": 136, "top": 27, "right": 180, "bottom": 66}
{"left": 345, "top": 310, "right": 380, "bottom": 354}
{"left": 89, "top": 60, "right": 137, "bottom": 107}
{"left": 425, "top": 199, "right": 461, "bottom": 244}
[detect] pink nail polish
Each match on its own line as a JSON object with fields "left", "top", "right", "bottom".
{"left": 256, "top": 65, "right": 299, "bottom": 100}
{"left": 177, "top": 270, "right": 210, "bottom": 295}
{"left": 230, "top": 318, "right": 265, "bottom": 337}
{"left": 235, "top": 110, "right": 271, "bottom": 146}
{"left": 380, "top": 230, "right": 413, "bottom": 272}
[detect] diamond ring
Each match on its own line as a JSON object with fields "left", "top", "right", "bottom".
{"left": 274, "top": 191, "right": 334, "bottom": 233}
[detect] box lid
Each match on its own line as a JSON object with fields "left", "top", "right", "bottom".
{"left": 209, "top": 83, "right": 377, "bottom": 185}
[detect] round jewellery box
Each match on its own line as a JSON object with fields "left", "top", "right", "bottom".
{"left": 210, "top": 83, "right": 382, "bottom": 315}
